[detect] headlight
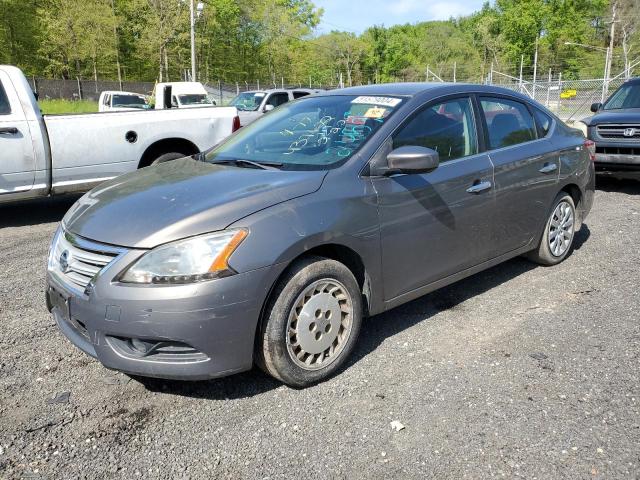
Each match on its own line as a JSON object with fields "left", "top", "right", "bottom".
{"left": 574, "top": 121, "right": 588, "bottom": 137}
{"left": 120, "top": 229, "right": 248, "bottom": 284}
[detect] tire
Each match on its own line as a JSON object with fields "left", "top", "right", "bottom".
{"left": 527, "top": 192, "right": 576, "bottom": 266}
{"left": 256, "top": 256, "right": 362, "bottom": 388}
{"left": 151, "top": 152, "right": 187, "bottom": 165}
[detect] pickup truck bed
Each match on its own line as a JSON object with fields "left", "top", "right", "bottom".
{"left": 0, "top": 65, "right": 238, "bottom": 204}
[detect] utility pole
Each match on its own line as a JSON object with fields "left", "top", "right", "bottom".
{"left": 532, "top": 36, "right": 539, "bottom": 99}
{"left": 519, "top": 54, "right": 524, "bottom": 93}
{"left": 110, "top": 0, "right": 122, "bottom": 90}
{"left": 603, "top": 2, "right": 618, "bottom": 100}
{"left": 453, "top": 62, "right": 457, "bottom": 83}
{"left": 190, "top": 0, "right": 196, "bottom": 80}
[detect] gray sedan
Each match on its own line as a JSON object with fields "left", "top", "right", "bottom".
{"left": 46, "top": 83, "right": 595, "bottom": 387}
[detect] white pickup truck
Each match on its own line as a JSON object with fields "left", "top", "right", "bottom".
{"left": 0, "top": 66, "right": 239, "bottom": 204}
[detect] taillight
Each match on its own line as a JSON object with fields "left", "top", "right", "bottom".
{"left": 584, "top": 139, "right": 596, "bottom": 162}
{"left": 232, "top": 116, "right": 241, "bottom": 132}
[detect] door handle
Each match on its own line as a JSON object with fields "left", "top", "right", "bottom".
{"left": 466, "top": 180, "right": 492, "bottom": 194}
{"left": 539, "top": 163, "right": 558, "bottom": 174}
{"left": 0, "top": 127, "right": 18, "bottom": 135}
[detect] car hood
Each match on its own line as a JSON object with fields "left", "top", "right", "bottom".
{"left": 582, "top": 108, "right": 640, "bottom": 126}
{"left": 63, "top": 158, "right": 326, "bottom": 249}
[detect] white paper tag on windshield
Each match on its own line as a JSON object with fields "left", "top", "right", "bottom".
{"left": 351, "top": 96, "right": 402, "bottom": 107}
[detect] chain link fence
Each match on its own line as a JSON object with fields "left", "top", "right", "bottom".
{"left": 30, "top": 78, "right": 156, "bottom": 102}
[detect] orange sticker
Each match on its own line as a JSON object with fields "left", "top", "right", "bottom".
{"left": 364, "top": 107, "right": 387, "bottom": 118}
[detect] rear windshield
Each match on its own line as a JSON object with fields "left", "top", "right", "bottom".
{"left": 178, "top": 94, "right": 212, "bottom": 105}
{"left": 206, "top": 95, "right": 405, "bottom": 170}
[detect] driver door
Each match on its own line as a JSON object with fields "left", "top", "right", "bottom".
{"left": 372, "top": 95, "right": 496, "bottom": 301}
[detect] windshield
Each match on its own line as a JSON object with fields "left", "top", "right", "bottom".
{"left": 112, "top": 94, "right": 148, "bottom": 108}
{"left": 604, "top": 83, "right": 640, "bottom": 110}
{"left": 178, "top": 94, "right": 212, "bottom": 105}
{"left": 205, "top": 95, "right": 405, "bottom": 170}
{"left": 230, "top": 92, "right": 266, "bottom": 111}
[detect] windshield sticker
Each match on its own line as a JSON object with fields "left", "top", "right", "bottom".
{"left": 351, "top": 96, "right": 402, "bottom": 107}
{"left": 364, "top": 107, "right": 388, "bottom": 119}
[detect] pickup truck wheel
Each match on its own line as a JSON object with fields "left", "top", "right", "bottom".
{"left": 256, "top": 256, "right": 362, "bottom": 388}
{"left": 151, "top": 152, "right": 187, "bottom": 165}
{"left": 527, "top": 192, "right": 576, "bottom": 266}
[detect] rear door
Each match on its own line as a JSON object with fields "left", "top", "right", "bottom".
{"left": 374, "top": 95, "right": 496, "bottom": 300}
{"left": 0, "top": 71, "right": 35, "bottom": 195}
{"left": 479, "top": 96, "right": 560, "bottom": 255}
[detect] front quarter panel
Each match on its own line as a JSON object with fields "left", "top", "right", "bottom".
{"left": 227, "top": 168, "right": 384, "bottom": 315}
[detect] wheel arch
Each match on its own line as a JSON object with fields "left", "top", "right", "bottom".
{"left": 138, "top": 138, "right": 200, "bottom": 168}
{"left": 560, "top": 183, "right": 583, "bottom": 230}
{"left": 254, "top": 242, "right": 374, "bottom": 354}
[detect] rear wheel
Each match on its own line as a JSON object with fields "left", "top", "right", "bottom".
{"left": 151, "top": 152, "right": 187, "bottom": 165}
{"left": 527, "top": 192, "right": 576, "bottom": 265}
{"left": 256, "top": 256, "right": 362, "bottom": 387}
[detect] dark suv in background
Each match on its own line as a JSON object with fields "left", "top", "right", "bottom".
{"left": 579, "top": 78, "right": 640, "bottom": 174}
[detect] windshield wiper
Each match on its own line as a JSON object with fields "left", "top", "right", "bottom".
{"left": 211, "top": 159, "right": 283, "bottom": 170}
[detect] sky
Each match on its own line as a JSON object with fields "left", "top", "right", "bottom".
{"left": 314, "top": 0, "right": 487, "bottom": 34}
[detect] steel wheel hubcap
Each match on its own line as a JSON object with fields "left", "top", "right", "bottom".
{"left": 548, "top": 200, "right": 574, "bottom": 257}
{"left": 286, "top": 279, "right": 353, "bottom": 370}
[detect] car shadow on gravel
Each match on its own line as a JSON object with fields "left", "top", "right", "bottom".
{"left": 596, "top": 175, "right": 640, "bottom": 194}
{"left": 0, "top": 194, "right": 81, "bottom": 228}
{"left": 139, "top": 226, "right": 591, "bottom": 399}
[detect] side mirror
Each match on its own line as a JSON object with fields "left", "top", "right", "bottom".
{"left": 590, "top": 102, "right": 602, "bottom": 113}
{"left": 264, "top": 104, "right": 275, "bottom": 113}
{"left": 386, "top": 146, "right": 440, "bottom": 175}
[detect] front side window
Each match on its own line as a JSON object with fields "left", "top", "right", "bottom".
{"left": 266, "top": 93, "right": 289, "bottom": 108}
{"left": 0, "top": 83, "right": 8, "bottom": 115}
{"left": 230, "top": 92, "right": 266, "bottom": 111}
{"left": 393, "top": 97, "right": 478, "bottom": 162}
{"left": 480, "top": 97, "right": 536, "bottom": 149}
{"left": 206, "top": 95, "right": 405, "bottom": 170}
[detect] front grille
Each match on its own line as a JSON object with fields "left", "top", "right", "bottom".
{"left": 596, "top": 146, "right": 640, "bottom": 156}
{"left": 50, "top": 229, "right": 124, "bottom": 291}
{"left": 596, "top": 124, "right": 640, "bottom": 140}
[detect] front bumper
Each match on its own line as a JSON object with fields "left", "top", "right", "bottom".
{"left": 46, "top": 262, "right": 282, "bottom": 381}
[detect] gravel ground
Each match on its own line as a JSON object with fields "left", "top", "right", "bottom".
{"left": 0, "top": 178, "right": 639, "bottom": 480}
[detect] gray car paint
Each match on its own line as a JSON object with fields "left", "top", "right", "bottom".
{"left": 47, "top": 82, "right": 595, "bottom": 380}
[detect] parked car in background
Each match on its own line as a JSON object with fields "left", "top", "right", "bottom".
{"left": 98, "top": 91, "right": 150, "bottom": 112}
{"left": 230, "top": 88, "right": 323, "bottom": 126}
{"left": 577, "top": 77, "right": 640, "bottom": 174}
{"left": 154, "top": 81, "right": 216, "bottom": 109}
{"left": 47, "top": 82, "right": 594, "bottom": 387}
{"left": 0, "top": 65, "right": 239, "bottom": 204}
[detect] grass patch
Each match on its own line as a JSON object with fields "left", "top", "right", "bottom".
{"left": 39, "top": 99, "right": 99, "bottom": 115}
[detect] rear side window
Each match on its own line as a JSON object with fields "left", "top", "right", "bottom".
{"left": 480, "top": 97, "right": 536, "bottom": 149}
{"left": 533, "top": 108, "right": 553, "bottom": 137}
{"left": 393, "top": 97, "right": 478, "bottom": 162}
{"left": 0, "top": 82, "right": 10, "bottom": 115}
{"left": 293, "top": 91, "right": 310, "bottom": 99}
{"left": 266, "top": 92, "right": 289, "bottom": 108}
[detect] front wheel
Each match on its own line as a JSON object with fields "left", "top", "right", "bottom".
{"left": 256, "top": 256, "right": 362, "bottom": 388}
{"left": 527, "top": 192, "right": 576, "bottom": 265}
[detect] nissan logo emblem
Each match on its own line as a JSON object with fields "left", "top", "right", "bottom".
{"left": 59, "top": 250, "right": 71, "bottom": 273}
{"left": 623, "top": 128, "right": 636, "bottom": 137}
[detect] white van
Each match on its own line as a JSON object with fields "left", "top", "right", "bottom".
{"left": 98, "top": 91, "right": 150, "bottom": 112}
{"left": 154, "top": 82, "right": 216, "bottom": 109}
